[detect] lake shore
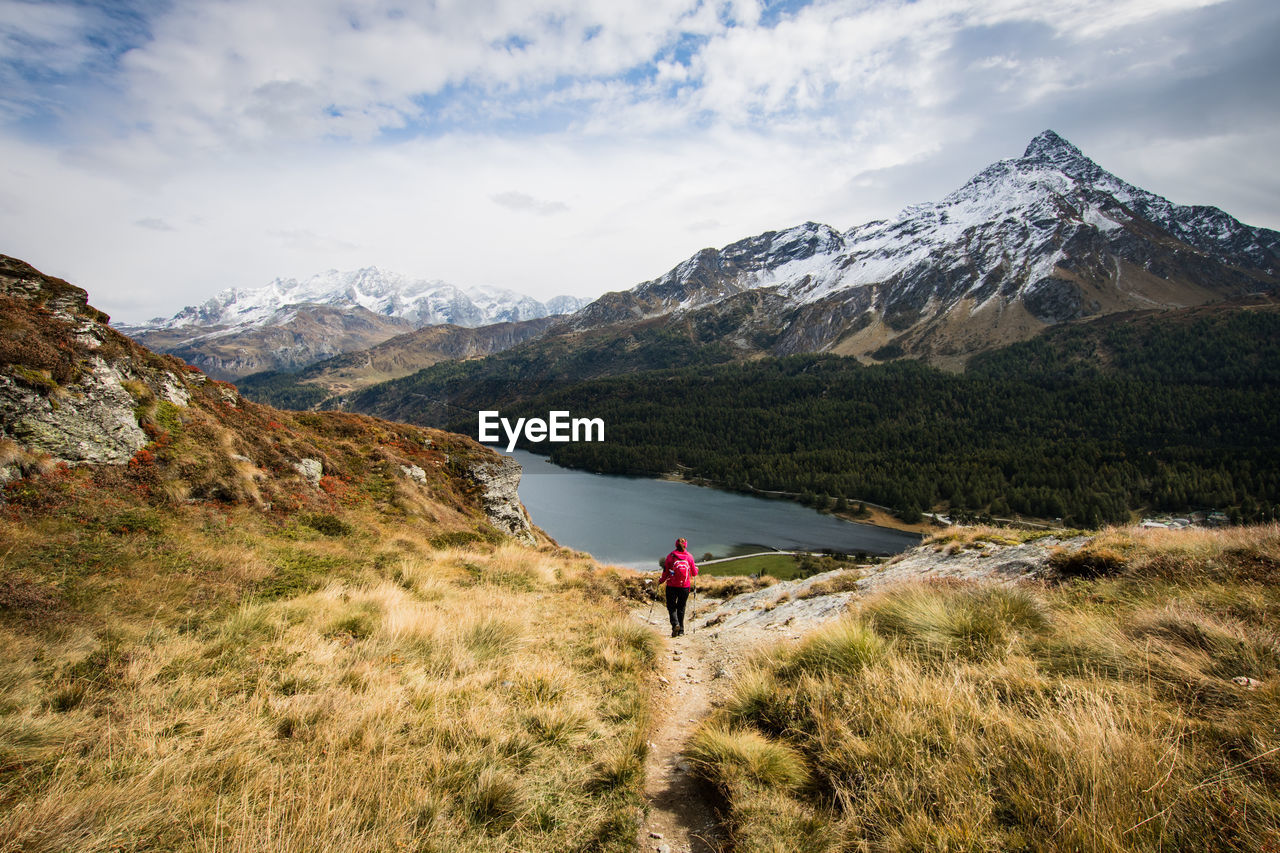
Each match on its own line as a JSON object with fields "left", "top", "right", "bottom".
{"left": 655, "top": 471, "right": 941, "bottom": 536}
{"left": 506, "top": 449, "right": 922, "bottom": 567}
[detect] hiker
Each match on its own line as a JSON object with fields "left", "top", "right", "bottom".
{"left": 658, "top": 537, "right": 698, "bottom": 637}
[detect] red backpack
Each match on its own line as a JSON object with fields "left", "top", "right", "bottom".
{"left": 666, "top": 553, "right": 695, "bottom": 587}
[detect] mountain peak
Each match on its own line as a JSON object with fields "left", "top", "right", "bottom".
{"left": 1022, "top": 129, "right": 1088, "bottom": 165}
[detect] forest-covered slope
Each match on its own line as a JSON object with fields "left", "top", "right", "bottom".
{"left": 480, "top": 300, "right": 1280, "bottom": 527}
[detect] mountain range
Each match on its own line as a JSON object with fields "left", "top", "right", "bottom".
{"left": 567, "top": 129, "right": 1278, "bottom": 368}
{"left": 119, "top": 268, "right": 590, "bottom": 379}
{"left": 237, "top": 129, "right": 1279, "bottom": 414}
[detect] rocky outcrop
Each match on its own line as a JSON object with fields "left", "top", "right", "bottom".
{"left": 0, "top": 360, "right": 148, "bottom": 464}
{"left": 856, "top": 533, "right": 1088, "bottom": 590}
{"left": 696, "top": 533, "right": 1089, "bottom": 635}
{"left": 1, "top": 255, "right": 194, "bottom": 467}
{"left": 468, "top": 456, "right": 535, "bottom": 545}
{"left": 292, "top": 458, "right": 323, "bottom": 486}
{"left": 2, "top": 253, "right": 546, "bottom": 552}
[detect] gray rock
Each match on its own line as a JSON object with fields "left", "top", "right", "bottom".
{"left": 696, "top": 536, "right": 1089, "bottom": 634}
{"left": 400, "top": 464, "right": 427, "bottom": 484}
{"left": 468, "top": 455, "right": 535, "bottom": 545}
{"left": 159, "top": 373, "right": 191, "bottom": 407}
{"left": 862, "top": 535, "right": 1087, "bottom": 590}
{"left": 293, "top": 458, "right": 323, "bottom": 486}
{"left": 0, "top": 358, "right": 148, "bottom": 464}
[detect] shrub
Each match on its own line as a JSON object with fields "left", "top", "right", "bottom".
{"left": 301, "top": 512, "right": 354, "bottom": 537}
{"left": 1048, "top": 543, "right": 1127, "bottom": 578}
{"left": 429, "top": 530, "right": 487, "bottom": 550}
{"left": 256, "top": 550, "right": 347, "bottom": 601}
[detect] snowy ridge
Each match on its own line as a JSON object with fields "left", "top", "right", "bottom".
{"left": 619, "top": 130, "right": 1278, "bottom": 332}
{"left": 132, "top": 267, "right": 590, "bottom": 333}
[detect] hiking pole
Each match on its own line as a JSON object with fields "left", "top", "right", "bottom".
{"left": 687, "top": 585, "right": 696, "bottom": 634}
{"left": 644, "top": 578, "right": 655, "bottom": 624}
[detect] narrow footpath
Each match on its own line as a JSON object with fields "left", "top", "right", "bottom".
{"left": 633, "top": 601, "right": 727, "bottom": 853}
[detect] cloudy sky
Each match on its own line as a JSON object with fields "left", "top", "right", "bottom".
{"left": 2, "top": 0, "right": 1277, "bottom": 323}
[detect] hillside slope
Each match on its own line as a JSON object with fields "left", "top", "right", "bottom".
{"left": 0, "top": 254, "right": 657, "bottom": 852}
{"left": 237, "top": 314, "right": 563, "bottom": 407}
{"left": 684, "top": 524, "right": 1280, "bottom": 852}
{"left": 126, "top": 303, "right": 416, "bottom": 380}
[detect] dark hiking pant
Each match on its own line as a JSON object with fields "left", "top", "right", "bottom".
{"left": 665, "top": 585, "right": 691, "bottom": 633}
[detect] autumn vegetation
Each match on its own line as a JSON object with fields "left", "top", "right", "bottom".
{"left": 688, "top": 524, "right": 1280, "bottom": 852}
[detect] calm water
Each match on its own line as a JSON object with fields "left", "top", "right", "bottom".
{"left": 502, "top": 449, "right": 921, "bottom": 569}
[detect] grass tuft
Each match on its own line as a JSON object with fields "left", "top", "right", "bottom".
{"left": 782, "top": 618, "right": 887, "bottom": 676}
{"left": 688, "top": 723, "right": 811, "bottom": 792}
{"left": 863, "top": 582, "right": 1047, "bottom": 662}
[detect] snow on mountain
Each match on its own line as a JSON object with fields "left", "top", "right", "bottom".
{"left": 574, "top": 129, "right": 1278, "bottom": 360}
{"left": 134, "top": 268, "right": 588, "bottom": 334}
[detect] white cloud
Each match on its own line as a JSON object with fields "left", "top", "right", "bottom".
{"left": 0, "top": 0, "right": 1275, "bottom": 324}
{"left": 491, "top": 191, "right": 570, "bottom": 215}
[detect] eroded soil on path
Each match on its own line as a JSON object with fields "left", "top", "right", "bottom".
{"left": 633, "top": 600, "right": 726, "bottom": 853}
{"left": 631, "top": 593, "right": 782, "bottom": 853}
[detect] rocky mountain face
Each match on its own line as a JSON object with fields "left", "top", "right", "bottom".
{"left": 572, "top": 130, "right": 1279, "bottom": 366}
{"left": 127, "top": 304, "right": 416, "bottom": 380}
{"left": 243, "top": 315, "right": 563, "bottom": 401}
{"left": 120, "top": 267, "right": 590, "bottom": 378}
{"left": 0, "top": 254, "right": 535, "bottom": 541}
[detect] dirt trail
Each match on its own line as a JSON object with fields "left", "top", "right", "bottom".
{"left": 634, "top": 596, "right": 727, "bottom": 850}
{"left": 632, "top": 597, "right": 746, "bottom": 853}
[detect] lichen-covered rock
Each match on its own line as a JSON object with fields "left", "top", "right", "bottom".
{"left": 293, "top": 458, "right": 323, "bottom": 486}
{"left": 159, "top": 373, "right": 191, "bottom": 406}
{"left": 400, "top": 464, "right": 427, "bottom": 484}
{"left": 468, "top": 455, "right": 535, "bottom": 545}
{"left": 0, "top": 359, "right": 148, "bottom": 464}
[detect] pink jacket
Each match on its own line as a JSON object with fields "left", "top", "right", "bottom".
{"left": 660, "top": 548, "right": 698, "bottom": 588}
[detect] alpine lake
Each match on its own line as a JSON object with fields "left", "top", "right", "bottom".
{"left": 502, "top": 449, "right": 922, "bottom": 570}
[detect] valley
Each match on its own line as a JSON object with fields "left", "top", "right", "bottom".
{"left": 216, "top": 131, "right": 1279, "bottom": 530}
{"left": 3, "top": 125, "right": 1279, "bottom": 853}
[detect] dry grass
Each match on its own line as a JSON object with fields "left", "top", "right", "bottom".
{"left": 924, "top": 524, "right": 1079, "bottom": 550}
{"left": 0, "top": 497, "right": 655, "bottom": 852}
{"left": 796, "top": 570, "right": 863, "bottom": 600}
{"left": 692, "top": 525, "right": 1280, "bottom": 852}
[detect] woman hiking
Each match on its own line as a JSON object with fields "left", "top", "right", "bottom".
{"left": 658, "top": 537, "right": 698, "bottom": 637}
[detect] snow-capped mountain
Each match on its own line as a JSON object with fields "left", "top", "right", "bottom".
{"left": 136, "top": 268, "right": 588, "bottom": 332}
{"left": 121, "top": 268, "right": 590, "bottom": 379}
{"left": 572, "top": 130, "right": 1279, "bottom": 364}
